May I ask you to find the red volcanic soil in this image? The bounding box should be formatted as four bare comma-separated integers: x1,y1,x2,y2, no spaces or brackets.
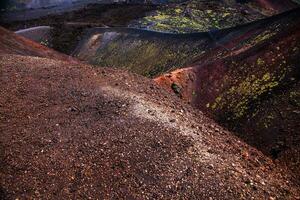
1,27,300,199
0,27,77,63
252,0,298,12
155,8,300,183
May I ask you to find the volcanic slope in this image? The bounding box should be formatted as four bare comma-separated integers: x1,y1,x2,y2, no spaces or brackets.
73,28,211,77
130,0,299,33
248,0,299,14
1,28,300,199
155,8,300,182
0,26,77,63
72,7,298,78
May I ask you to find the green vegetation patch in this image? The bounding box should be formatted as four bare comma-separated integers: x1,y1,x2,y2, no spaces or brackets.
130,1,264,33
91,34,205,77
208,54,295,122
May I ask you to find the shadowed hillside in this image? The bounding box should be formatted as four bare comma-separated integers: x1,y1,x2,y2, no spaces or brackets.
73,28,211,77
155,8,300,183
71,8,299,78
0,26,76,62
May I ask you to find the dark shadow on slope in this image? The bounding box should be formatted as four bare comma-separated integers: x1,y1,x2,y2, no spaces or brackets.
155,7,300,184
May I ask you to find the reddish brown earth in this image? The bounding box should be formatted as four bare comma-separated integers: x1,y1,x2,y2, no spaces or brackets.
0,27,77,63
155,8,300,184
252,0,298,12
1,27,300,199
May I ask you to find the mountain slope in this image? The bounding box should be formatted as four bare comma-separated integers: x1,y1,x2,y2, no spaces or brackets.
155,8,300,182
250,0,298,13
130,0,299,33
73,28,211,77
1,28,299,199
72,8,299,78
0,26,77,62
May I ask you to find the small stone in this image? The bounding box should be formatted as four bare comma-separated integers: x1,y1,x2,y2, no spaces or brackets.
170,119,176,123
147,109,155,115
68,107,77,112
207,164,214,169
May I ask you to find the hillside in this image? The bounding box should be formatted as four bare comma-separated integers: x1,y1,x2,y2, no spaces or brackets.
155,8,300,183
1,27,300,199
73,28,211,77
1,0,300,199
0,26,76,62
130,0,299,33
72,7,299,78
